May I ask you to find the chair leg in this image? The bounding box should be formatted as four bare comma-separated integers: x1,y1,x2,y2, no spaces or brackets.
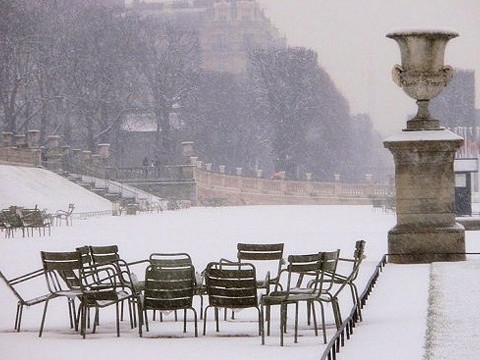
15,303,23,332
183,309,187,333
294,302,299,343
215,307,219,332
260,306,265,345
280,304,286,346
185,307,198,337
81,304,87,339
318,301,327,344
116,303,120,337
311,302,318,336
38,299,50,337
144,309,149,332
128,299,134,329
333,299,342,329
351,283,362,321
266,304,271,336
93,308,99,333
203,305,210,335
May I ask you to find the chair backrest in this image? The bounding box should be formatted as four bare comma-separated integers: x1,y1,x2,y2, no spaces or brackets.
76,246,92,266
318,250,341,292
144,262,196,310
204,261,258,309
237,243,284,283
284,253,324,292
354,240,366,261
149,253,193,269
90,245,120,265
41,251,83,293
350,240,366,281
283,250,340,293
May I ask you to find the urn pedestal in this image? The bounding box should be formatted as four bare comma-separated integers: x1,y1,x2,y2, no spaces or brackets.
384,130,465,263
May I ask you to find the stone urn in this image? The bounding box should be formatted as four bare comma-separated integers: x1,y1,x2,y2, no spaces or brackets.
386,30,458,130
384,30,464,263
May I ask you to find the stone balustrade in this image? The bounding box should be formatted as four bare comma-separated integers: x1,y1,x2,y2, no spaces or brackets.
194,167,391,206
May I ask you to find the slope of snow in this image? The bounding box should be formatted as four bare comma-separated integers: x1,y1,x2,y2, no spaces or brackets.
0,165,111,213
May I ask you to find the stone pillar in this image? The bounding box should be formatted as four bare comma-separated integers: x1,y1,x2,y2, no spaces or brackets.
384,131,465,263
235,167,242,176
61,145,71,172
72,149,82,176
98,143,110,159
181,141,195,157
14,134,26,148
218,165,226,174
82,150,91,175
305,172,312,181
205,163,212,171
334,174,340,182
26,130,40,148
365,174,373,183
189,156,198,166
47,135,60,150
2,132,13,147
196,160,203,169
91,154,101,165
256,169,263,178
46,135,62,172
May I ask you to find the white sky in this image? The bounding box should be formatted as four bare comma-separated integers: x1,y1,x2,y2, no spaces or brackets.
256,0,480,136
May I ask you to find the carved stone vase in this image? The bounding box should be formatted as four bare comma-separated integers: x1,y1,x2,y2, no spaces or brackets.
386,30,458,130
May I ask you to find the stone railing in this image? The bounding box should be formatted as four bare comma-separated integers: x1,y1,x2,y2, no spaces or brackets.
194,167,392,206
105,165,195,182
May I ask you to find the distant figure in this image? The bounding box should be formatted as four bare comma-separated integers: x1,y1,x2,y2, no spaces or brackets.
150,159,155,167
271,172,282,180
143,157,148,177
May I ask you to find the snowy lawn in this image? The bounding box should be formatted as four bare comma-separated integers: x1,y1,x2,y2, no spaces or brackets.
2,164,480,359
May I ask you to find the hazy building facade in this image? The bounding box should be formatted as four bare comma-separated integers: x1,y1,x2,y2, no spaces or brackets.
129,0,286,73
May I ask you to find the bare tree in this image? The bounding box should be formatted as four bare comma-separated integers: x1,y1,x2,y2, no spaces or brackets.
0,0,37,134
124,15,200,164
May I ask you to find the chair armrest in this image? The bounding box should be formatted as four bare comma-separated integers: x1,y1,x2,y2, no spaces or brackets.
219,258,236,264
126,259,150,267
82,264,118,290
7,268,44,285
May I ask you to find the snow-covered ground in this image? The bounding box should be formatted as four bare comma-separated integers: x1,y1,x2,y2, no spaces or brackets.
0,165,111,213
1,164,479,360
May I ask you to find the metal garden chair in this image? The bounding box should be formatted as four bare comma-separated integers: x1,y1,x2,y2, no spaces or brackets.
0,268,59,332
89,245,147,327
141,254,198,337
203,261,263,342
39,250,132,338
237,243,285,294
328,240,366,321
260,250,340,346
